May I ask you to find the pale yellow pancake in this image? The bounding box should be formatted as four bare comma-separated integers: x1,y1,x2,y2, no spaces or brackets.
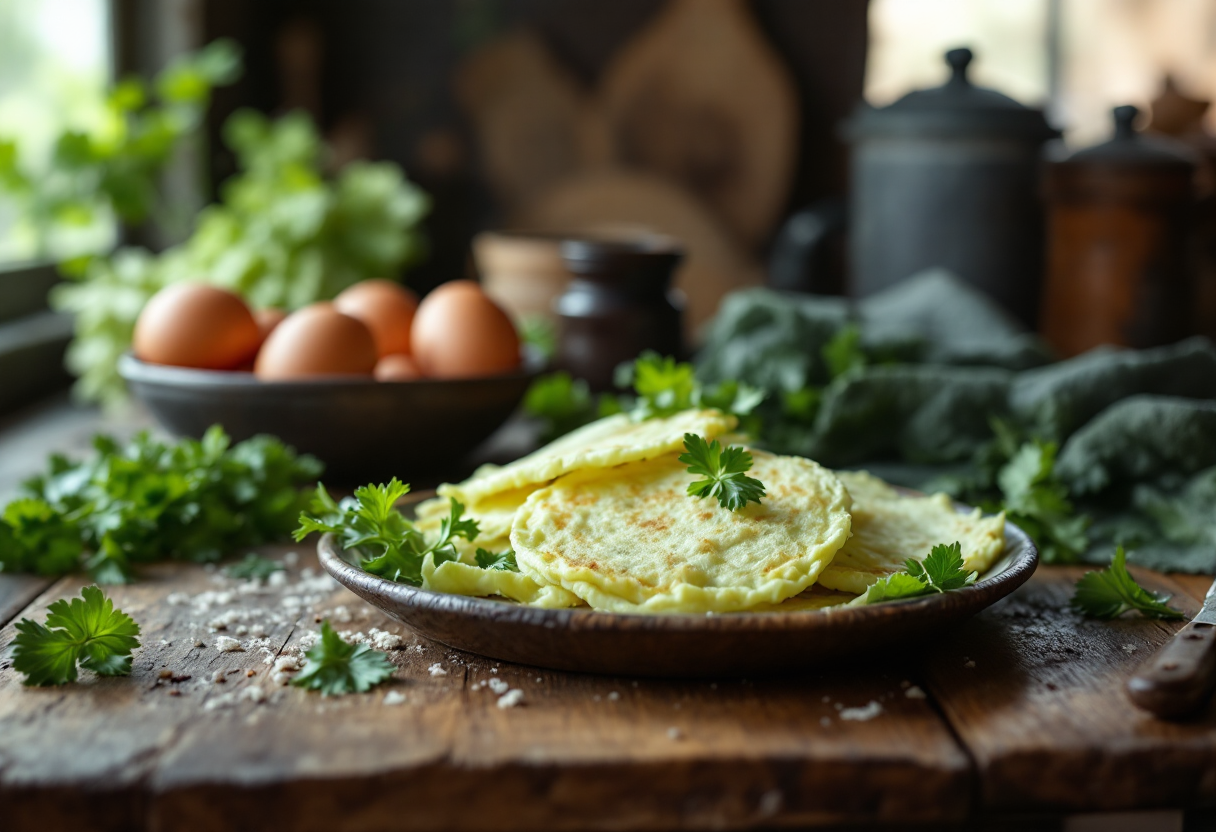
511,450,852,614
818,470,1006,595
420,555,582,608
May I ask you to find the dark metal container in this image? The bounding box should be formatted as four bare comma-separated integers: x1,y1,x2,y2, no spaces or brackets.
843,48,1060,326
554,236,684,391
1041,105,1198,356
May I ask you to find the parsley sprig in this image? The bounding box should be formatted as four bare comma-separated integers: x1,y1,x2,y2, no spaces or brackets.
11,586,141,686
225,553,284,580
857,542,978,605
291,621,395,696
679,434,766,511
294,479,480,585
475,548,519,572
1070,547,1185,620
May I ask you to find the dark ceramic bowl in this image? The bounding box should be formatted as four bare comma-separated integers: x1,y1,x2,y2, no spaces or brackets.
119,353,542,483
318,498,1039,678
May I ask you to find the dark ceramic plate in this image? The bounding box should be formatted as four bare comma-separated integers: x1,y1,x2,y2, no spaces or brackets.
119,353,542,483
318,495,1039,678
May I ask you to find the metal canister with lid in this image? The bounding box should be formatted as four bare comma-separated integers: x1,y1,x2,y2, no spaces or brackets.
1041,105,1198,356
842,47,1060,325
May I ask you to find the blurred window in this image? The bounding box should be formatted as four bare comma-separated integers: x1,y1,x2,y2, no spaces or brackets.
868,0,1216,147
0,0,113,265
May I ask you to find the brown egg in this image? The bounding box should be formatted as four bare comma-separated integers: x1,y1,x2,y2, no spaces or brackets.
374,353,423,381
410,280,521,379
133,283,261,370
254,307,288,343
333,279,419,358
254,304,378,380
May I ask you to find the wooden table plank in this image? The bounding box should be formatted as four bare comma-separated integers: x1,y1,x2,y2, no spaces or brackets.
922,568,1216,815
1,544,973,832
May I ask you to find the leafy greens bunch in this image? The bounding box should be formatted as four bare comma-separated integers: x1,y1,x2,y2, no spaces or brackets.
54,106,431,406
11,586,141,686
295,479,480,586
0,426,322,583
0,39,241,263
856,542,977,605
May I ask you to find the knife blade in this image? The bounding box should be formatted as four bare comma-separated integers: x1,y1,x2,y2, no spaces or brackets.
1126,576,1216,719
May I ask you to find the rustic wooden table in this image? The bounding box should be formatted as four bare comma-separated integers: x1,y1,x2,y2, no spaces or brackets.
0,399,1213,832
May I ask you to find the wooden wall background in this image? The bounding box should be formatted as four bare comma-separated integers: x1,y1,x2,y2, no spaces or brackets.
195,0,868,301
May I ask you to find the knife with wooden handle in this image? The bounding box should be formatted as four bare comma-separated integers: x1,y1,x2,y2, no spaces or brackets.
1126,577,1216,719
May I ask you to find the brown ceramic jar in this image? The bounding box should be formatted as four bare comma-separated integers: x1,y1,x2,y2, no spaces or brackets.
1041,105,1198,356
554,235,684,391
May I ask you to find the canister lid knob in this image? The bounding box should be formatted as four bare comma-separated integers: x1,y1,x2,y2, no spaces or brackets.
945,48,973,85
1113,105,1139,139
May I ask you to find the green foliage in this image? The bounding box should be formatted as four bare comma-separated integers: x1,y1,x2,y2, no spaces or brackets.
679,433,766,511
995,439,1090,564
475,548,519,572
0,426,321,583
291,621,396,696
11,586,141,686
822,323,867,379
524,372,601,443
53,107,431,406
225,553,284,581
857,542,977,605
0,39,242,259
295,482,479,586
1070,547,1185,620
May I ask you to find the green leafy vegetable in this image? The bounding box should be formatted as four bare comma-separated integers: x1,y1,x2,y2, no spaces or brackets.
475,548,519,572
0,39,242,263
1070,547,1185,620
679,433,766,511
857,542,977,605
225,553,285,581
0,426,321,583
295,481,479,586
524,372,603,442
11,586,142,686
291,621,396,696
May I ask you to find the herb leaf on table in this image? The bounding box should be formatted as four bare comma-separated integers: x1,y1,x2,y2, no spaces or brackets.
1070,547,1185,620
857,542,977,605
996,438,1090,564
11,586,141,686
680,434,766,511
225,553,284,580
295,481,480,586
291,621,395,696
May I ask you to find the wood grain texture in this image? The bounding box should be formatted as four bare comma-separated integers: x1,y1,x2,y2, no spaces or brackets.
1,546,972,832
923,568,1216,814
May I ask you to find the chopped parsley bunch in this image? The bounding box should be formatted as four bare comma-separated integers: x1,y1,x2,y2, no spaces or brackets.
0,426,322,584
294,479,480,585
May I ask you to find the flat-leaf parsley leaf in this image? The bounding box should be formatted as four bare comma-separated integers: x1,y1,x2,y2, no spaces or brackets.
1070,547,1185,620
679,433,766,511
294,479,480,586
475,548,519,572
856,542,977,605
292,621,396,695
12,585,141,685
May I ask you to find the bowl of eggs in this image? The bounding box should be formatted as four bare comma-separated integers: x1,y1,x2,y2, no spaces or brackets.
119,278,540,482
